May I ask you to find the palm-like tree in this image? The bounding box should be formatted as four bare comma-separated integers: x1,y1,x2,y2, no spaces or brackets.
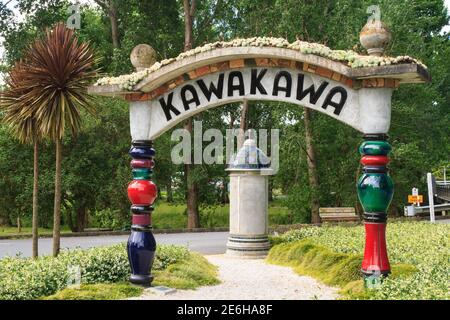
0,61,42,258
11,23,98,256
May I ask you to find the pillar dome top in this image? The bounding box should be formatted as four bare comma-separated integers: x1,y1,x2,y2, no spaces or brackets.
227,138,271,171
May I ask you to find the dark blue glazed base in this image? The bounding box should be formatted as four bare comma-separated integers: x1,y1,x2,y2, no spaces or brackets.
127,229,156,286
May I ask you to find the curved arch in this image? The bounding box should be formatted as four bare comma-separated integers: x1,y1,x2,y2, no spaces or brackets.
89,45,429,98
88,44,429,140
129,66,392,140
133,46,428,93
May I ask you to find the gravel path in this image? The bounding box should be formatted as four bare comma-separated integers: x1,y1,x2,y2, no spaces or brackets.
134,254,339,300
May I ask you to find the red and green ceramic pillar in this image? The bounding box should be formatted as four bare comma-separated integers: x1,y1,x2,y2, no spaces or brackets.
357,134,393,287
126,140,157,286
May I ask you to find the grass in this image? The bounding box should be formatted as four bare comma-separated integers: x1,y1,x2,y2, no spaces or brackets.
42,283,143,300
0,226,71,237
267,240,365,287
38,250,219,300
0,201,292,236
267,239,418,299
269,221,449,299
0,242,218,300
152,252,220,289
152,200,292,229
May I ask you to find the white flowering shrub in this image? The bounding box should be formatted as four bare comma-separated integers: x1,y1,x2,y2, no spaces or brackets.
152,244,189,270
94,37,426,91
279,221,449,299
0,243,189,300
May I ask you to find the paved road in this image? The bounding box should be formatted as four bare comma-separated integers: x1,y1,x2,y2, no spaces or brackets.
0,232,229,259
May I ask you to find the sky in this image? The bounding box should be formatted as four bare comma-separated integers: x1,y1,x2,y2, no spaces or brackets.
0,0,450,85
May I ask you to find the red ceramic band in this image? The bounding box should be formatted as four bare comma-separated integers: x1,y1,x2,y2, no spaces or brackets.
360,155,390,166
131,159,155,169
132,214,151,225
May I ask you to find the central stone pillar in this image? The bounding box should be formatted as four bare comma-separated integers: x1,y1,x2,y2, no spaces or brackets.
226,139,271,258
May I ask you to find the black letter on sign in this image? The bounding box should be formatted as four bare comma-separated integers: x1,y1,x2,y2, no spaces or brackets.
297,74,328,104
227,71,245,97
250,69,267,95
181,85,201,111
159,92,180,121
321,86,347,115
272,71,292,97
196,73,224,101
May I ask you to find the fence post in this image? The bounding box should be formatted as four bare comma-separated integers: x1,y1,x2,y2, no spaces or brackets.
427,172,435,223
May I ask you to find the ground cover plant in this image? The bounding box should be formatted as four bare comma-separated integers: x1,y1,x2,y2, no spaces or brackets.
268,221,449,299
42,283,143,300
0,243,218,300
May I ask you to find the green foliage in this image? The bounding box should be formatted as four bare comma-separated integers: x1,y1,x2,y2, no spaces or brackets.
42,283,143,300
267,240,364,287
152,245,190,270
272,221,449,299
0,243,190,300
152,252,220,290
43,252,219,299
0,0,448,227
89,208,125,230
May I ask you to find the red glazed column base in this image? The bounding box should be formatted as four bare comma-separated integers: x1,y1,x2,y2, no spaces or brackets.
361,223,390,276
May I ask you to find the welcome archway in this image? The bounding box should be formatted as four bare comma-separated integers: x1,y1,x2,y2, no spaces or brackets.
89,36,430,287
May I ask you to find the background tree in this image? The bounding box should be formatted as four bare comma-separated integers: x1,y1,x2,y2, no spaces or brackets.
183,0,200,229
15,23,98,255
0,0,447,231
0,60,42,257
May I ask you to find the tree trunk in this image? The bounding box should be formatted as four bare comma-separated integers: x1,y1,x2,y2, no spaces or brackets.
183,0,194,51
184,119,200,229
109,3,120,49
76,205,87,232
166,181,173,202
186,163,199,229
67,207,75,232
183,0,200,229
52,138,62,257
267,112,273,202
32,140,39,258
238,99,249,149
17,215,21,233
268,177,274,202
303,108,321,224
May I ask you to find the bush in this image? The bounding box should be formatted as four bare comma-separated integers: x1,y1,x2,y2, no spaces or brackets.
152,245,190,270
0,244,189,300
271,221,449,299
89,208,128,230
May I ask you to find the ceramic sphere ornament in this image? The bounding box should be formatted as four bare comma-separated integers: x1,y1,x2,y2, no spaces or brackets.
130,44,157,71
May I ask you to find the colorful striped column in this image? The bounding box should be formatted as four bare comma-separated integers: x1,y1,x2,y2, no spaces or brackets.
357,134,393,286
127,140,157,286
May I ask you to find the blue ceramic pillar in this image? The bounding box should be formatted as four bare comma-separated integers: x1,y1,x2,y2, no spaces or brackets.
127,140,157,286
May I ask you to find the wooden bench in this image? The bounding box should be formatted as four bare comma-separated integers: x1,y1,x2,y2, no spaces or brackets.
319,207,360,222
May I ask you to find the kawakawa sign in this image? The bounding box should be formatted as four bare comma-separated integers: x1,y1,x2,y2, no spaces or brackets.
129,67,392,140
